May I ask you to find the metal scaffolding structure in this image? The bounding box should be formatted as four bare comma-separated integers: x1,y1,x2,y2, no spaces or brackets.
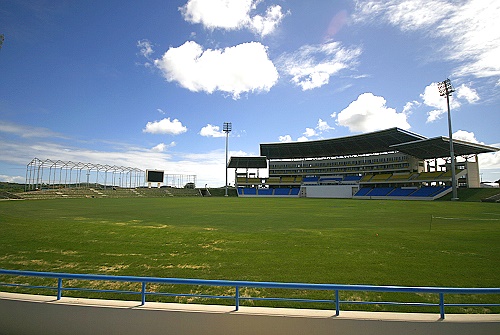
25,158,145,191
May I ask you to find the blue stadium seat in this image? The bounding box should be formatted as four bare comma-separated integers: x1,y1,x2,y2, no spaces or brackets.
367,187,394,196
302,176,320,183
290,188,300,195
343,175,362,182
274,188,291,195
243,188,257,195
319,177,343,182
389,188,416,196
258,189,273,195
411,186,442,197
354,188,372,196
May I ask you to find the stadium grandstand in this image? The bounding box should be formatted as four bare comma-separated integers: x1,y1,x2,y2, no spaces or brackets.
229,128,499,200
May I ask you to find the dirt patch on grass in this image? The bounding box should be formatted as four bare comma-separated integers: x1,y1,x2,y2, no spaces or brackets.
99,264,130,272
199,240,225,251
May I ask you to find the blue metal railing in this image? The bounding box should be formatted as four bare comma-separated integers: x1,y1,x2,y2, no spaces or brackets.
1,269,499,319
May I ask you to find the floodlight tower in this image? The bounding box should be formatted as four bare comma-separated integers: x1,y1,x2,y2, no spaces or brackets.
223,122,232,197
437,78,458,201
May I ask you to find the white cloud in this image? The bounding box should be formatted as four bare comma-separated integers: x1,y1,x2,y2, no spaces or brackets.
151,143,166,152
453,130,481,144
456,84,480,103
336,92,411,133
137,39,155,68
478,151,500,171
0,121,67,139
277,41,362,90
353,0,452,31
180,0,287,37
151,142,176,152
353,0,500,79
280,119,334,143
278,134,292,143
302,119,334,139
426,109,444,123
0,175,25,183
402,100,420,115
249,5,287,37
154,41,279,99
317,119,334,132
303,128,317,138
137,39,154,59
199,124,226,138
143,117,188,135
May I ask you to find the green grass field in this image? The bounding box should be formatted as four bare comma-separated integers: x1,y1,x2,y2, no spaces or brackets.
1,197,499,312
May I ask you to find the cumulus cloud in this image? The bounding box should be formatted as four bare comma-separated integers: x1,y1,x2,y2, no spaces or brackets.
199,124,226,138
302,119,334,139
180,0,287,37
453,130,481,144
154,41,279,99
277,41,362,90
353,0,500,79
317,118,334,132
402,101,420,115
335,92,411,133
151,142,176,152
143,117,188,135
278,134,292,143
478,151,500,172
456,84,480,103
278,119,334,142
249,4,287,37
303,128,317,138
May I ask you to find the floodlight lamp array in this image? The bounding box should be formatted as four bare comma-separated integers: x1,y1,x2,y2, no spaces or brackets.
438,78,454,96
223,122,232,133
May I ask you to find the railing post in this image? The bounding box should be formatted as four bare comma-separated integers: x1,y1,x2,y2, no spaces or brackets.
335,290,340,316
235,286,240,311
439,293,445,319
141,282,146,305
57,278,63,300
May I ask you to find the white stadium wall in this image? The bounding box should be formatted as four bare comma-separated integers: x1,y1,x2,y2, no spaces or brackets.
1,293,499,335
302,185,358,198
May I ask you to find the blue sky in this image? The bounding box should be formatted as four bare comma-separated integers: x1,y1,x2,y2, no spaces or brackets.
1,0,499,187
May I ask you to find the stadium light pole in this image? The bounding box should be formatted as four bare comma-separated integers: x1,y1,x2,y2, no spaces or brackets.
223,122,232,197
438,78,458,201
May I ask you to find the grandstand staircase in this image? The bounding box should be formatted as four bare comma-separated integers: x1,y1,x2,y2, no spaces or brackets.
200,189,211,197
481,193,500,203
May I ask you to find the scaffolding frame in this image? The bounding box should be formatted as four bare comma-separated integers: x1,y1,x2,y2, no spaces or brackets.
25,158,144,191
25,158,197,191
